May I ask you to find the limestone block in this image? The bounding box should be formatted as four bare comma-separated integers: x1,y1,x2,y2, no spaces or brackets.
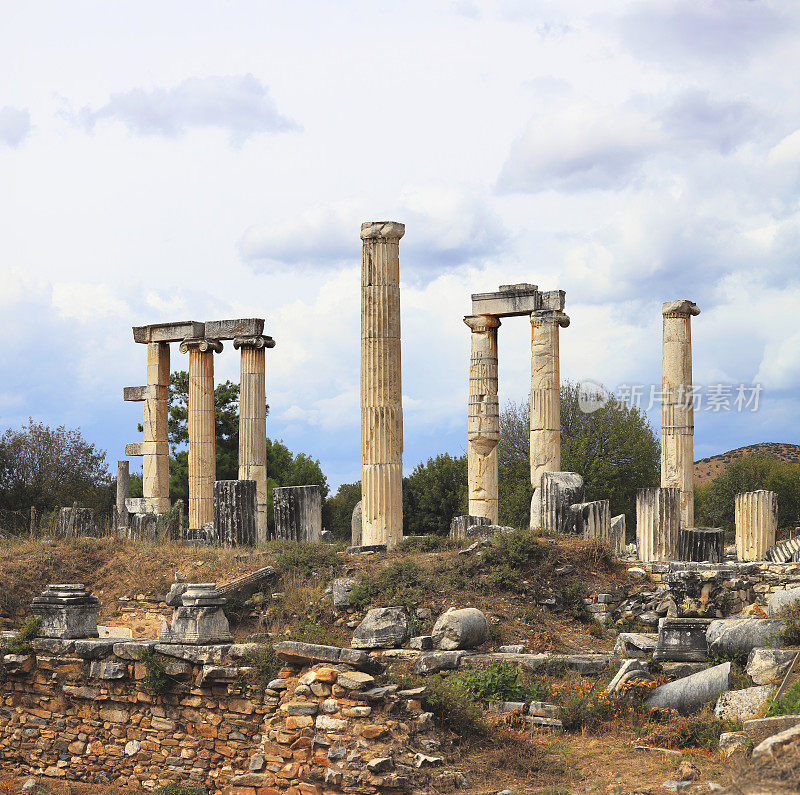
752,721,800,760
612,633,658,659
159,584,233,645
744,715,800,747
431,608,488,650
715,685,775,721
768,586,800,618
204,318,264,339
133,321,204,344
646,661,731,715
351,607,410,649
213,480,257,546
450,515,492,540
707,618,786,658
333,578,359,608
653,618,711,662
31,584,100,639
471,284,542,317
273,485,323,543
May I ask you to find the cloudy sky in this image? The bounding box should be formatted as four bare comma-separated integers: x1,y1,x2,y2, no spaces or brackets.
2,0,799,490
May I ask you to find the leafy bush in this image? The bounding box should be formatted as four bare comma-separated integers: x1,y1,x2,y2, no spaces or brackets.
7,617,41,654
456,662,547,703
778,602,800,646
396,535,461,553
271,540,340,577
767,678,800,717
140,647,169,695
642,705,742,751
562,582,591,623
420,674,487,736
349,558,429,609
240,645,281,692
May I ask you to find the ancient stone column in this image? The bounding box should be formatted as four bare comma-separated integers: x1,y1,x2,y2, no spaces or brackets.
539,471,584,533
234,334,275,545
464,315,501,524
661,300,700,530
678,528,725,563
116,460,129,529
636,486,681,562
735,490,778,561
180,338,222,530
143,342,171,514
273,485,323,543
360,221,404,548
529,309,570,528
214,480,257,546
571,500,613,550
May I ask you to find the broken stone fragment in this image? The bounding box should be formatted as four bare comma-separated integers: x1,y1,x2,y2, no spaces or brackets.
431,607,488,650
714,685,775,721
646,662,731,715
351,607,410,649
746,647,797,685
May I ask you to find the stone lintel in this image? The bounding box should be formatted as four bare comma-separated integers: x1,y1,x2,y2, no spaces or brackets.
233,335,276,350
125,441,169,457
360,221,405,240
133,321,204,344
123,385,168,402
179,338,224,354
471,284,541,317
662,300,700,317
531,309,570,328
204,318,264,340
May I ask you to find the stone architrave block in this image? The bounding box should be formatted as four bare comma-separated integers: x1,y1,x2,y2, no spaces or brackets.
133,321,204,344
273,485,323,543
31,584,100,639
471,284,544,318
204,318,264,340
159,583,233,645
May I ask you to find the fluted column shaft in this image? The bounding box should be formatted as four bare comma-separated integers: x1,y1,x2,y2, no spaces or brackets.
235,335,274,545
143,342,171,514
182,340,221,529
530,310,568,489
465,315,500,524
117,460,130,528
735,490,777,561
360,221,405,548
636,486,681,562
661,300,701,530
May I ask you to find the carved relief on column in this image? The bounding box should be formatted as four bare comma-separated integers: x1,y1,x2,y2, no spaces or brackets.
464,314,500,525
661,300,700,530
529,310,570,530
143,342,171,514
180,338,222,530
234,334,275,545
360,221,404,548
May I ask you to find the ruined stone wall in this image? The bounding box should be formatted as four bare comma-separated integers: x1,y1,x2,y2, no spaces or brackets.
0,639,455,793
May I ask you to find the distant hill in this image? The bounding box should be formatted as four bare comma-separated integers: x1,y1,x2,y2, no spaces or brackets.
694,442,800,486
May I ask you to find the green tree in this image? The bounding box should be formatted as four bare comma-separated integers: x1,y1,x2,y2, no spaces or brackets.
498,382,661,532
403,453,468,536
325,481,362,541
0,419,112,516
695,454,800,532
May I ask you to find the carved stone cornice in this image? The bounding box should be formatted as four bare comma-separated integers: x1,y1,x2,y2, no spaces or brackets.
179,338,223,354
233,335,276,350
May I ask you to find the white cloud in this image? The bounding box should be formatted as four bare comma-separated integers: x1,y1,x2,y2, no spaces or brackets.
0,106,31,147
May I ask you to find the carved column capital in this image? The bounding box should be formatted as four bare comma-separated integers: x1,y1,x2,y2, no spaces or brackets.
179,338,223,354
463,315,501,333
531,310,570,328
662,300,700,318
360,221,405,241
233,335,276,350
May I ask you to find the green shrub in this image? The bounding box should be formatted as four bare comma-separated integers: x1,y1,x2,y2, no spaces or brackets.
7,617,41,654
140,647,169,695
562,582,591,623
420,674,487,736
240,645,281,692
778,603,800,646
349,558,429,609
396,535,460,553
767,678,800,717
456,662,547,703
271,540,340,577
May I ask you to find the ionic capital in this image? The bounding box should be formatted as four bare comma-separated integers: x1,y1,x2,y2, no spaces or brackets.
179,338,223,354
662,300,700,318
360,221,405,241
233,335,276,350
464,314,501,333
531,310,570,328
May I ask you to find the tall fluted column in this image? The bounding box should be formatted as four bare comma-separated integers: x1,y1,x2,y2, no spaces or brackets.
143,342,171,514
661,300,701,530
234,334,275,544
464,315,500,524
117,460,129,529
735,490,778,561
181,338,222,530
529,309,570,528
360,221,404,548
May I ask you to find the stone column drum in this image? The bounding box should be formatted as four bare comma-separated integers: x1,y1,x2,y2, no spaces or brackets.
360,221,405,548
144,342,171,514
181,338,222,530
529,309,570,528
234,334,275,545
116,460,129,529
637,486,681,562
214,480,257,546
273,485,323,543
735,490,778,561
464,315,501,524
661,300,700,530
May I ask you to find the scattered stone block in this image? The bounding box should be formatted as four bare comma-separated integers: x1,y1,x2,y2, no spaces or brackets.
351,607,410,649
752,722,800,760
767,586,800,618
332,578,358,609
410,636,433,650
714,685,775,721
653,618,711,662
498,644,526,654
746,647,798,685
431,608,488,650
613,633,658,659
413,651,465,675
346,544,387,554
449,515,491,540
707,618,786,658
606,659,652,692
718,731,750,759
743,715,800,746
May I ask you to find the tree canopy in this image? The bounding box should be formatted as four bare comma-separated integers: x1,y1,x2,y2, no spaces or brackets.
403,453,468,536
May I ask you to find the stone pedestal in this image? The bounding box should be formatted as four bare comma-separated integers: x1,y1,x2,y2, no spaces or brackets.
116,460,129,529
360,221,405,549
678,527,725,563
160,583,233,644
464,315,500,524
273,485,323,543
31,584,100,639
450,515,492,541
529,309,570,528
572,500,614,550
181,338,222,531
533,471,584,533
654,617,712,662
214,480,257,546
234,334,275,545
636,486,681,562
661,300,700,530
736,491,778,561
